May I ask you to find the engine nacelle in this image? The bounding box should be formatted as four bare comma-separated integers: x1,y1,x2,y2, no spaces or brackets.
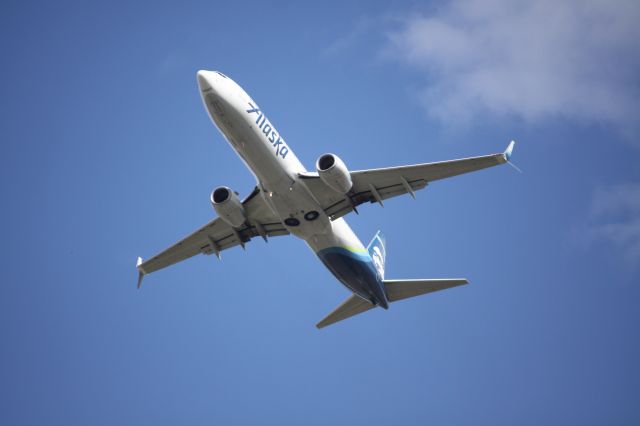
315,153,352,194
210,186,246,228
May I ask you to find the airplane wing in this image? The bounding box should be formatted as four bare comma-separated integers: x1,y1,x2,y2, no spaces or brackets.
300,141,515,220
136,187,288,287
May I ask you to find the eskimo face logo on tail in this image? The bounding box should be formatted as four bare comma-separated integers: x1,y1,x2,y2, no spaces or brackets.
246,103,289,159
372,246,385,278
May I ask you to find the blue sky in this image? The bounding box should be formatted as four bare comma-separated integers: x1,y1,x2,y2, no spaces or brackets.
1,0,639,424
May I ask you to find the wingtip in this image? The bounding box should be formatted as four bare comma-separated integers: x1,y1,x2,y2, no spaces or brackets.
136,257,145,289
502,140,522,172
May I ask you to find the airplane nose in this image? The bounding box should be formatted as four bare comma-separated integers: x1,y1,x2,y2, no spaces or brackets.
196,70,214,91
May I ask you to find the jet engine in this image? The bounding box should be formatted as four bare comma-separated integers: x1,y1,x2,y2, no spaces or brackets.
315,153,352,194
210,186,246,228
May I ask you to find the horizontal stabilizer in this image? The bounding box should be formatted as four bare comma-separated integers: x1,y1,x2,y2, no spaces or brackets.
317,278,469,329
384,279,468,302
316,294,374,329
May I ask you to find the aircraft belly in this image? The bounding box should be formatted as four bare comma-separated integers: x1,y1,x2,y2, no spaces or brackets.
217,110,284,181
204,90,293,186
315,247,380,301
265,181,331,238
214,110,331,238
306,218,388,306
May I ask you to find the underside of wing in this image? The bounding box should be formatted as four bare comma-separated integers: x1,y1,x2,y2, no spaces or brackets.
138,187,288,279
301,143,512,220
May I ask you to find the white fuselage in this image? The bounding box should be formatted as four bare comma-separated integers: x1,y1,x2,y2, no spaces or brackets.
196,71,367,260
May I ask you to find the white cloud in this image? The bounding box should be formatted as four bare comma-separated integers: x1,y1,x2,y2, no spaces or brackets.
583,182,640,265
384,0,640,139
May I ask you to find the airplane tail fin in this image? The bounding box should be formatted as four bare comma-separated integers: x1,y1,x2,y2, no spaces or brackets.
316,232,468,329
316,278,468,329
367,230,386,279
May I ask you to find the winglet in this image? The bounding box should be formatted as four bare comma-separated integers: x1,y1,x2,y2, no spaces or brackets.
503,140,522,173
503,140,515,161
136,257,145,289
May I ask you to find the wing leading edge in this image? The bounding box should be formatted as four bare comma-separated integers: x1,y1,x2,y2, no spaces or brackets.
300,141,515,220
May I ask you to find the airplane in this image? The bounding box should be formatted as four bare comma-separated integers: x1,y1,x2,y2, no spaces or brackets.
136,70,516,329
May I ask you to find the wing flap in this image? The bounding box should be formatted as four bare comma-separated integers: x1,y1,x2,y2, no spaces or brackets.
321,178,428,219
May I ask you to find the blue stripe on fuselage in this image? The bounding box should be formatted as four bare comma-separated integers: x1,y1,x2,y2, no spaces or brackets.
316,247,388,309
